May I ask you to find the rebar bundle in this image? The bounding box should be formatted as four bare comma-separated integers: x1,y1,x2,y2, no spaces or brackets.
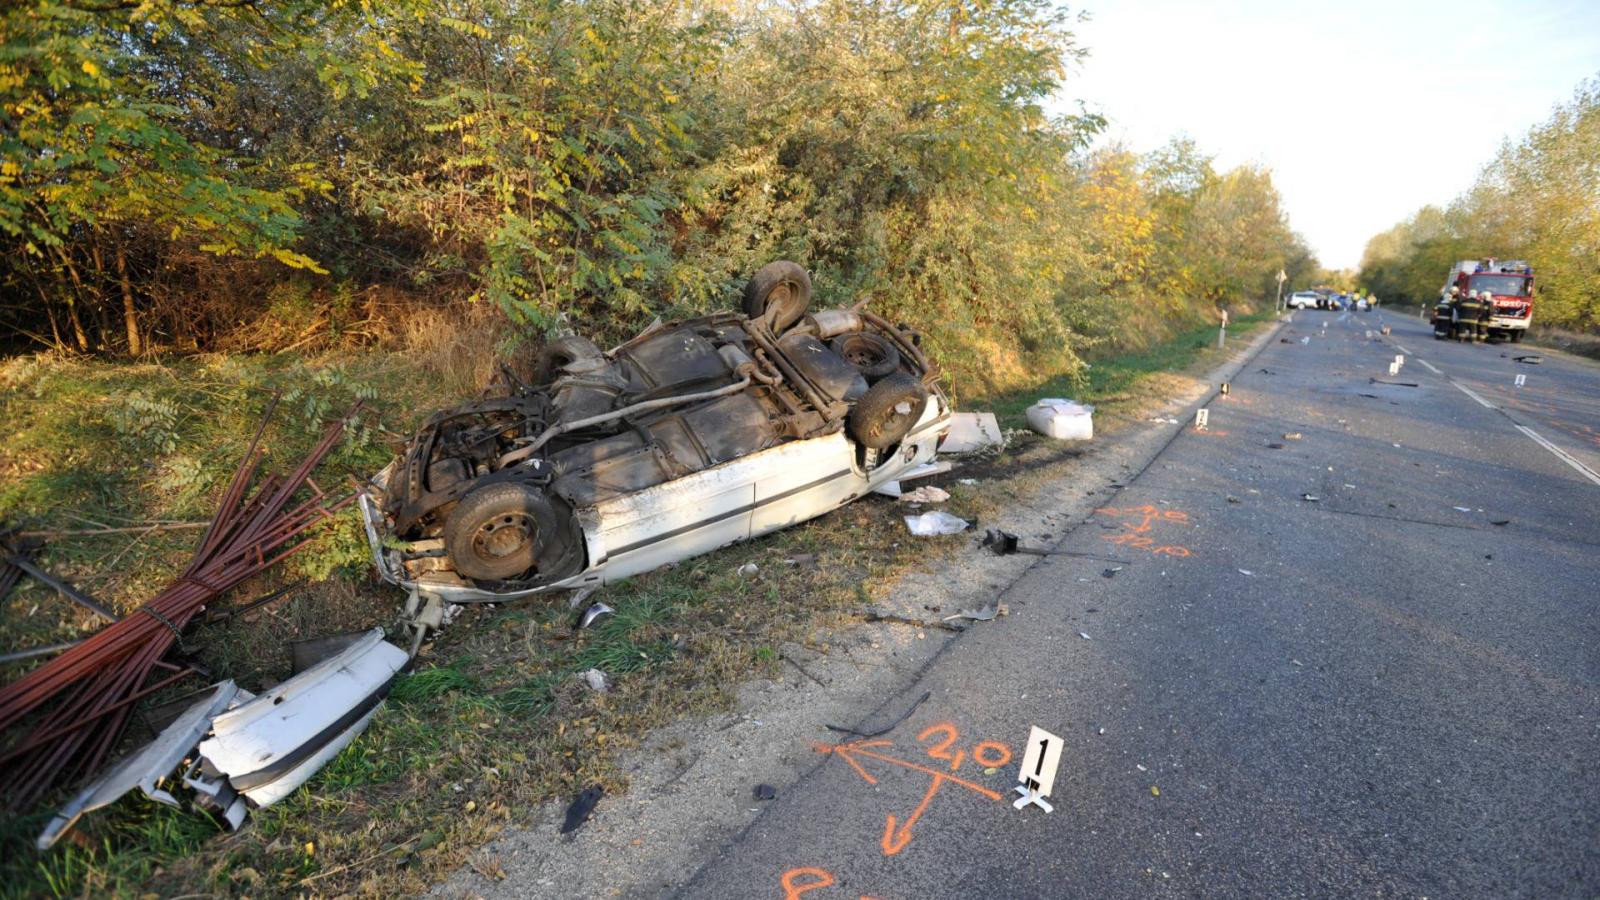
0,401,360,810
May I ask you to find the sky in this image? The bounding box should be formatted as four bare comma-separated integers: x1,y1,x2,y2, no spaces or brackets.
1063,0,1600,270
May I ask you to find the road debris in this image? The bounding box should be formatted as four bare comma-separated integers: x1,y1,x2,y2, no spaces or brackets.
1512,355,1543,364
737,562,760,577
580,668,610,694
898,485,951,504
1238,569,1254,576
1026,399,1094,440
941,603,1005,624
980,529,1127,563
825,689,931,739
1102,567,1122,578
197,629,407,811
1078,631,1092,641
560,786,604,835
753,783,777,801
36,681,240,849
1301,494,1321,502
579,602,615,629
904,510,970,536
1283,433,1303,440
940,412,1005,453
1453,506,1472,512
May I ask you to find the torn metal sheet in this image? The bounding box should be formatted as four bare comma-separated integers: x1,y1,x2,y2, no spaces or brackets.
939,412,1004,453
37,680,239,850
198,628,406,808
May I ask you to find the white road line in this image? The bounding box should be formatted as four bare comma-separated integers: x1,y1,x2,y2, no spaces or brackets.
1393,342,1413,355
1453,381,1496,409
1516,425,1600,487
1417,359,1442,375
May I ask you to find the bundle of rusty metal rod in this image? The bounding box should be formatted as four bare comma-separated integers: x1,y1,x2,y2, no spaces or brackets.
0,401,361,810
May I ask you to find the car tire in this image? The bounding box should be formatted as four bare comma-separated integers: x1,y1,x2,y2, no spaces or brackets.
848,372,927,450
830,332,901,380
533,335,604,386
444,482,564,582
743,261,812,333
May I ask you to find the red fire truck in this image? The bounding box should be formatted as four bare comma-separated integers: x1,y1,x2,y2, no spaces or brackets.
1433,259,1535,343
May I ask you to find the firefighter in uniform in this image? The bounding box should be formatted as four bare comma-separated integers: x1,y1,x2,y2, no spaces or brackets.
1458,290,1484,342
1475,286,1495,341
1434,287,1457,338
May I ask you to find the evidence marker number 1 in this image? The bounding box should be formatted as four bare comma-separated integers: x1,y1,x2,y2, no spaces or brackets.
1013,725,1064,813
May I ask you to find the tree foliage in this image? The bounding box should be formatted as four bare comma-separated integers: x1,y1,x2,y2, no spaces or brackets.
3,0,1313,392
1360,75,1599,329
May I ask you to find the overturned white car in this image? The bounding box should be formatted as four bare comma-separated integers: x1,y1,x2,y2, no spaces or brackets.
361,262,951,603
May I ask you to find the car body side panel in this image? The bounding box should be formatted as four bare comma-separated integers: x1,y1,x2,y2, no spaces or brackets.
591,460,757,583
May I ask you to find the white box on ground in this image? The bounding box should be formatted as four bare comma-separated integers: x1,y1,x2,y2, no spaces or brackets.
1017,725,1065,797
941,412,1005,453
1025,399,1093,440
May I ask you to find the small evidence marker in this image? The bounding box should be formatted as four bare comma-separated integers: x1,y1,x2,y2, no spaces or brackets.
1014,725,1065,814
1514,373,1526,387
1219,382,1230,396
1194,408,1209,430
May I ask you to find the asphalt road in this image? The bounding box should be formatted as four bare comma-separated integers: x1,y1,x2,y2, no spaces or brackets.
678,311,1600,899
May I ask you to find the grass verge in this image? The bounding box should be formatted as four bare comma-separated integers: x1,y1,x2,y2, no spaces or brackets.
0,309,1274,898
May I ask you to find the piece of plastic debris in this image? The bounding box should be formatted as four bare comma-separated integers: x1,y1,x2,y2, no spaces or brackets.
1292,659,1304,667
1026,398,1094,440
904,511,970,536
1453,507,1471,513
984,767,999,775
942,604,1002,623
37,681,241,849
753,784,777,801
737,562,759,577
1150,785,1161,797
580,668,609,693
1078,631,1091,641
579,602,614,629
1226,496,1241,504
899,485,951,504
898,461,954,482
1283,433,1302,440
1102,567,1121,578
1301,494,1320,502
1136,764,1147,772
561,786,603,834
872,480,903,498
1238,569,1254,576
958,478,978,486
1299,336,1311,345
940,412,1005,453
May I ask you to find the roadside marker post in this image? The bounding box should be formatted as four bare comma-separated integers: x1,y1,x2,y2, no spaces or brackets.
1013,725,1064,814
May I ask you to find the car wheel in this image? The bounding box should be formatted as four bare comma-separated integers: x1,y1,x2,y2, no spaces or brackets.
533,335,604,386
743,261,812,333
830,332,901,380
848,372,927,450
444,482,563,581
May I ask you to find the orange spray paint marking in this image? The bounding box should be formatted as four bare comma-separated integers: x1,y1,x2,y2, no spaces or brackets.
817,724,1009,857
782,867,835,899
1094,504,1194,557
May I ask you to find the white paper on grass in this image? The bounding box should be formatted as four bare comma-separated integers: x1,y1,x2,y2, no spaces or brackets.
904,510,970,536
